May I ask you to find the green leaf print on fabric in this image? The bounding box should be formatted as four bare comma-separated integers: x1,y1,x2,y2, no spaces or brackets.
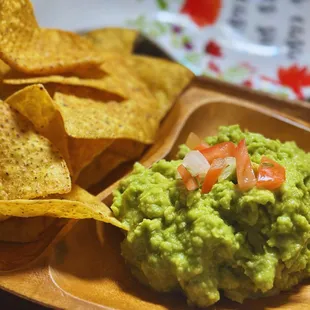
157,0,168,10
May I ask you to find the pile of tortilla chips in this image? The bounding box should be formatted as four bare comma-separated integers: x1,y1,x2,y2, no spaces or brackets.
0,0,193,242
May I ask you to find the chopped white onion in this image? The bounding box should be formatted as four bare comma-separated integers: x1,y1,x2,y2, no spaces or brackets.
186,132,201,149
218,157,236,181
183,151,210,176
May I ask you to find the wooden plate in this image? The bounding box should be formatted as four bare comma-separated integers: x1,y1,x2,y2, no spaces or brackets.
0,86,309,310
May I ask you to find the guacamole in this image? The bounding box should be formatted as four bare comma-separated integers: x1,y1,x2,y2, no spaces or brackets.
111,125,310,307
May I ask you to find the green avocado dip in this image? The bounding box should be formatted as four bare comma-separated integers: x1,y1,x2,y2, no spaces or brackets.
111,125,310,307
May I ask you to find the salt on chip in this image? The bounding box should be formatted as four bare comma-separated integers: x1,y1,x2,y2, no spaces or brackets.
0,100,71,200
85,28,138,55
0,0,104,74
0,185,127,230
77,140,146,189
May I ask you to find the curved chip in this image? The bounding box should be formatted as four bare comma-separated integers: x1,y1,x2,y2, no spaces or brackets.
85,28,138,55
0,186,127,230
0,0,104,74
0,100,71,200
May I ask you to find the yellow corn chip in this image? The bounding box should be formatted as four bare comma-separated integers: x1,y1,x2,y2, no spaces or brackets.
5,84,72,170
0,100,71,200
3,74,129,100
123,55,194,118
0,185,127,230
54,91,158,141
85,28,138,54
0,0,104,74
100,55,157,102
5,85,111,177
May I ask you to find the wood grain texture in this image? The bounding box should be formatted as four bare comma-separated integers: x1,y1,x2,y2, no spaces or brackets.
0,86,309,309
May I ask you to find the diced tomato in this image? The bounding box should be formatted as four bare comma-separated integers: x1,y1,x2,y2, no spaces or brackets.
257,156,286,190
200,142,235,163
177,164,198,191
201,158,226,193
235,139,257,191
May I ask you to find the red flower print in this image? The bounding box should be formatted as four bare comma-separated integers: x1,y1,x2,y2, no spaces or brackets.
205,40,222,57
208,61,221,74
181,0,222,27
242,79,252,88
278,65,310,100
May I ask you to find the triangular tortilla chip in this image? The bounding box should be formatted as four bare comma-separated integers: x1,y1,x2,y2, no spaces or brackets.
0,100,71,200
0,186,127,230
85,28,138,54
0,0,104,74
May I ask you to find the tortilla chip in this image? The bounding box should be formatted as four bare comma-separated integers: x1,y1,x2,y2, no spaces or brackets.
0,217,56,242
77,140,146,189
3,74,129,100
85,28,138,54
123,56,194,118
5,84,72,169
100,55,157,102
5,77,159,178
5,85,108,176
0,100,71,200
54,91,157,141
0,185,127,230
0,0,104,74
